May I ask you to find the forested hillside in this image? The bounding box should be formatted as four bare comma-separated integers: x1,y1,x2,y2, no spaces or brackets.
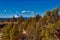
2,8,60,40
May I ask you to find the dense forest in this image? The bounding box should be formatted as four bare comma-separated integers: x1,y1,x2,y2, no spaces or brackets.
2,8,60,40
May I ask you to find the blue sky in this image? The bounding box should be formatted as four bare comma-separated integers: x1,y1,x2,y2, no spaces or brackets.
0,0,60,18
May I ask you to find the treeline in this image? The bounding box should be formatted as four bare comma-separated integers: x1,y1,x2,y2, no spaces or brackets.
2,8,60,40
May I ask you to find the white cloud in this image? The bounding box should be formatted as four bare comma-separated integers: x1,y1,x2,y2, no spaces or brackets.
31,11,34,14
21,10,30,13
16,11,18,13
27,11,30,12
4,9,7,12
21,11,26,13
21,10,34,14
14,14,19,18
